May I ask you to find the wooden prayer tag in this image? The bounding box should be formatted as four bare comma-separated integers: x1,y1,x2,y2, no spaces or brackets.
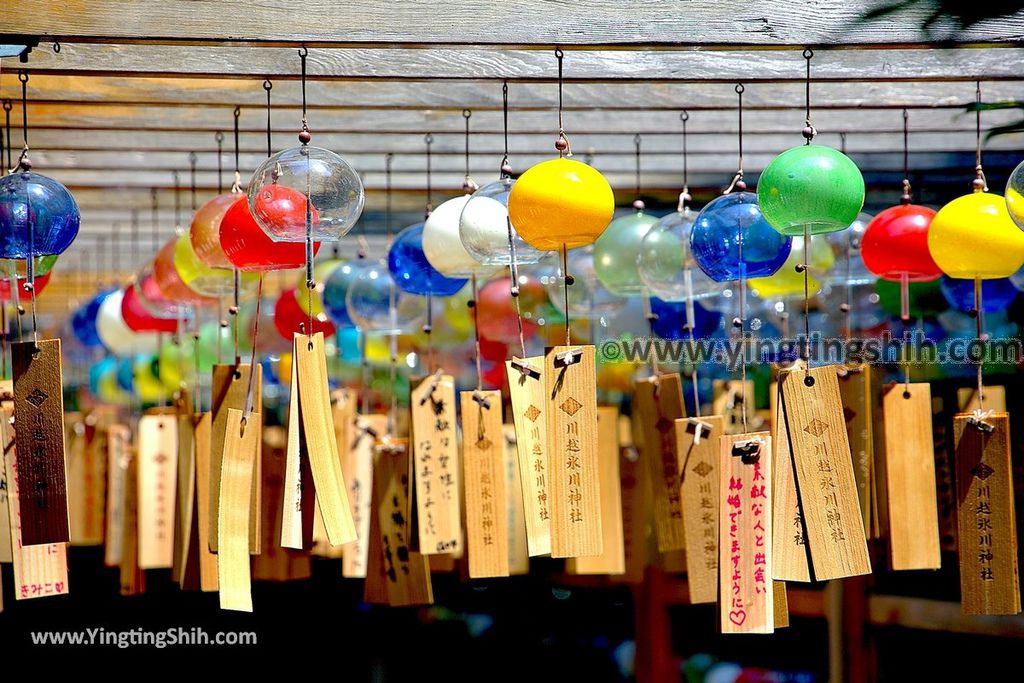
881,383,940,570
253,425,312,583
780,366,871,580
218,409,260,612
410,372,463,555
374,440,433,606
954,413,1020,615
3,407,69,600
137,414,178,569
719,432,774,634
104,424,131,567
634,374,687,552
282,350,314,550
502,424,530,575
545,345,602,559
342,414,386,578
294,333,356,546
676,414,724,603
838,364,874,534
957,385,1007,413
0,414,11,564
208,363,262,554
192,414,218,589
571,407,626,575
461,390,509,578
505,356,551,557
12,339,70,545
120,444,145,597
174,413,197,587
771,381,810,583
67,415,105,545
616,414,650,584
773,581,790,629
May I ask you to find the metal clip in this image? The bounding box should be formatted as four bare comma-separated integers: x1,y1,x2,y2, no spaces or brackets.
967,409,995,433
510,356,541,380
472,390,491,410
731,438,762,461
686,417,710,445
553,347,583,368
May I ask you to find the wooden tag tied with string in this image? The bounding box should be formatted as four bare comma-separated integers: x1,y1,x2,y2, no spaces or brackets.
634,374,687,553
545,345,602,559
104,424,131,568
374,438,433,606
67,414,105,545
137,414,178,569
343,414,386,578
719,432,774,634
502,424,530,575
253,425,312,583
192,413,218,589
3,407,69,600
954,412,1020,615
881,382,940,571
461,390,509,578
615,412,651,584
770,380,810,583
208,363,262,554
218,409,260,612
505,356,551,557
174,413,197,587
569,406,625,575
294,333,356,547
676,414,724,603
780,365,871,581
119,442,145,597
12,339,70,545
282,349,315,550
410,372,463,555
838,363,874,535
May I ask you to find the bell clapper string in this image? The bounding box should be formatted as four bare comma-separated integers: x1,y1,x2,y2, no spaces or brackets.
295,48,316,350
14,70,40,347
678,109,701,417
499,82,528,366
974,275,987,419
423,133,436,372
562,243,572,347
896,109,913,395
839,131,854,341
969,84,989,426
471,272,483,392
241,275,263,422
229,106,243,364
737,236,748,434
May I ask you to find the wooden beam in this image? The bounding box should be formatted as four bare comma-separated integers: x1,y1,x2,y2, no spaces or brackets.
3,1,1023,47
9,43,1024,81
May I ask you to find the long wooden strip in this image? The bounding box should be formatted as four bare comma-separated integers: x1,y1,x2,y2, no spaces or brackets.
677,414,724,602
218,409,260,612
719,432,774,634
503,424,530,575
955,413,1020,615
545,345,602,559
410,373,463,555
780,365,871,580
635,374,687,552
571,406,626,575
67,413,105,545
174,414,197,586
137,414,178,569
0,411,12,564
375,441,433,606
119,445,145,596
4,407,69,600
253,425,312,582
615,413,650,584
838,365,874,535
505,357,551,557
771,382,811,582
192,413,218,590
461,390,509,578
281,350,313,549
295,333,356,546
342,414,386,578
12,339,70,545
208,363,262,553
104,424,131,567
882,382,940,570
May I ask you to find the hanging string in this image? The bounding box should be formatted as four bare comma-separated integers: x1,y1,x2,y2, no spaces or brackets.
680,110,690,203
385,152,399,434
423,133,436,371
242,275,264,421
973,83,987,417
974,81,988,192
16,70,39,344
263,80,273,158
424,132,434,217
837,131,855,341
17,71,29,166
471,273,483,390
172,170,181,234
462,109,476,193
296,48,315,346
899,110,913,393
500,81,511,176
230,106,242,363
499,82,527,363
554,48,571,157
802,49,816,144
298,47,309,135
562,243,572,346
679,110,701,417
726,84,746,193
215,131,224,194
633,134,644,210
2,99,11,173
188,151,198,212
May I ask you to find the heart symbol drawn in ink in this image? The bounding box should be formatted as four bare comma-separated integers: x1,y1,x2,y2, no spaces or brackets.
728,610,746,626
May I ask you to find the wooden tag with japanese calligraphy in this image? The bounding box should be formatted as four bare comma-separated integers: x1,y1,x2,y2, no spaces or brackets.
635,374,687,552
137,414,178,568
771,381,811,583
505,357,551,557
363,440,389,605
67,414,105,545
3,407,69,600
374,440,433,606
12,339,70,545
342,414,385,578
461,390,509,578
719,432,773,634
780,366,871,580
503,424,530,575
545,345,601,559
208,363,262,554
954,413,1020,615
253,425,312,582
838,365,874,535
676,414,723,603
281,350,314,550
120,446,145,597
881,383,940,570
570,406,626,575
615,413,650,584
104,424,131,567
174,414,197,587
410,373,463,555
218,409,259,612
